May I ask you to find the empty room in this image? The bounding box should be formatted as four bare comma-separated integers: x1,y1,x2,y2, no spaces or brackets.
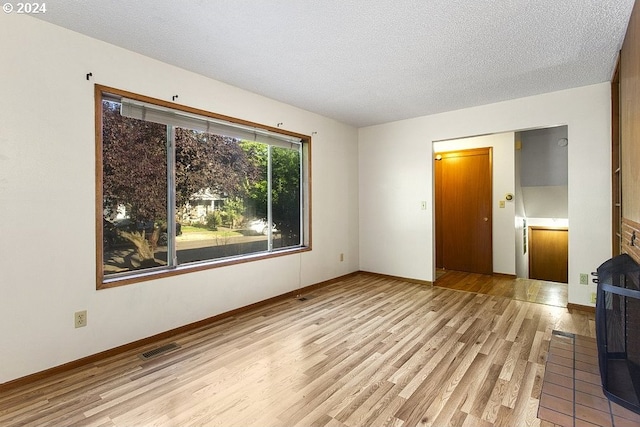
2,1,640,426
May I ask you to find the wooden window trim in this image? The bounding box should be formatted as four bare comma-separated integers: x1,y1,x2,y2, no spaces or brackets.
95,84,312,290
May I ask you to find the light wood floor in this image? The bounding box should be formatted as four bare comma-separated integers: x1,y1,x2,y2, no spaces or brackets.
435,270,568,308
0,272,594,427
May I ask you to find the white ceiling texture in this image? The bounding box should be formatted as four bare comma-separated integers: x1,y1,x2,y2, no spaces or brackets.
35,0,635,127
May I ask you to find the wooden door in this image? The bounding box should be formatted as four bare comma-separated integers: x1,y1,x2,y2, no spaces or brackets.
529,227,568,283
435,148,493,274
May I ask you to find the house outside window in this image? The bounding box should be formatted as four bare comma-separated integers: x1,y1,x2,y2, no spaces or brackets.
97,86,310,288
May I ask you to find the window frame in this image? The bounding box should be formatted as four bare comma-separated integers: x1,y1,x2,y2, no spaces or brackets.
95,85,312,289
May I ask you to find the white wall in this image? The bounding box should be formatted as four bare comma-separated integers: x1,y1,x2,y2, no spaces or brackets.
0,15,359,383
359,83,611,306
520,126,569,219
520,126,568,187
433,133,516,275
521,186,568,218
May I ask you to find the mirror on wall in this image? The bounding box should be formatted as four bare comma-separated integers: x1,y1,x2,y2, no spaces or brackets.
515,125,568,283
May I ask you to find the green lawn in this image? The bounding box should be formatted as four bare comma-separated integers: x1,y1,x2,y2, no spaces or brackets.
179,225,243,239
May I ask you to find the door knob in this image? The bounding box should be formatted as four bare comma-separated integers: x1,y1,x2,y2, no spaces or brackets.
483,217,488,221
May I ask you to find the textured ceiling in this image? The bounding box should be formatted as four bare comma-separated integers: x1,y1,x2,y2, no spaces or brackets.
34,0,634,127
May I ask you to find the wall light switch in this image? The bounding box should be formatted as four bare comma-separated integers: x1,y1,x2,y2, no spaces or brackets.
499,200,505,208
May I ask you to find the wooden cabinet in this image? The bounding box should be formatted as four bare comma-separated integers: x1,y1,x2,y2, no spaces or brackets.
529,227,568,283
620,0,640,262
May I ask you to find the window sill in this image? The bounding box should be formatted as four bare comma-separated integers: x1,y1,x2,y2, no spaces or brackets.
98,246,311,290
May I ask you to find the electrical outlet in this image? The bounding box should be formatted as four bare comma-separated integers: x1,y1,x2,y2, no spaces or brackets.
340,253,344,262
74,310,87,328
591,292,597,304
579,273,589,285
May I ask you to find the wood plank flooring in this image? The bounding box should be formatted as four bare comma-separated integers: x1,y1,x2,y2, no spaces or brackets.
0,272,595,426
435,270,568,308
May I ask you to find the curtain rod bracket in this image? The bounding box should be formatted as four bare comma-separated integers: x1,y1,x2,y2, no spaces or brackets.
86,72,93,81
172,95,179,101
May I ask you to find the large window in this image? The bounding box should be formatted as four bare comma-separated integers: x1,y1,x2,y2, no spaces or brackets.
97,86,310,287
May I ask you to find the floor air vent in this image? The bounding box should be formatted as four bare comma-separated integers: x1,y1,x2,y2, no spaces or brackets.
139,342,180,360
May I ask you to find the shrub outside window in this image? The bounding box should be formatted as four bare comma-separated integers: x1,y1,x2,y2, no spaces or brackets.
97,86,310,288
